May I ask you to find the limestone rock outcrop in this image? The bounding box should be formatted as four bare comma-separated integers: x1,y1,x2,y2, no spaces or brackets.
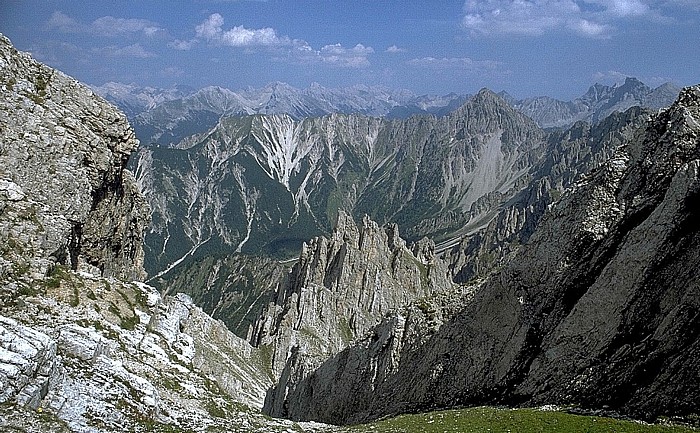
0,33,148,284
0,269,327,432
273,86,700,425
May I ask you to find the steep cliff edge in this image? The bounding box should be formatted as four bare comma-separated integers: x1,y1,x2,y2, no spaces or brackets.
0,34,148,283
275,86,700,425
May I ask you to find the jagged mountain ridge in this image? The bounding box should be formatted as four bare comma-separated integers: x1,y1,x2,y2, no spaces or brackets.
267,85,700,425
133,91,546,286
250,212,454,413
128,82,469,146
502,77,680,128
103,77,679,148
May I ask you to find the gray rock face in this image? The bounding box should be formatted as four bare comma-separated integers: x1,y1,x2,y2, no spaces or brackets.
0,268,322,432
0,33,148,283
273,86,700,425
251,211,455,416
0,316,59,409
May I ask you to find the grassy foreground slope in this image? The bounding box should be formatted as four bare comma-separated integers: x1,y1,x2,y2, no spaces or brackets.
347,407,697,433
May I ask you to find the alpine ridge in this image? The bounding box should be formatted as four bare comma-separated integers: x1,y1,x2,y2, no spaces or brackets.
504,77,680,128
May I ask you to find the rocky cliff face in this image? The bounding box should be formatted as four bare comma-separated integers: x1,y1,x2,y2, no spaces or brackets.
0,34,148,284
271,86,700,425
0,274,278,431
251,211,454,415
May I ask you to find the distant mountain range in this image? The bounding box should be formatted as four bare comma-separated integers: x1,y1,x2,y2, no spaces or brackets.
94,78,679,146
501,77,681,128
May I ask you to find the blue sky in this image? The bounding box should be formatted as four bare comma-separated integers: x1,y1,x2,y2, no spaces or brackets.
1,0,698,99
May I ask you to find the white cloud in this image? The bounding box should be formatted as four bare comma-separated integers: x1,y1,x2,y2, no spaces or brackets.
282,42,374,68
222,26,288,47
195,13,290,47
318,43,374,67
195,13,225,40
568,18,612,37
192,13,374,68
461,0,660,38
47,11,81,33
462,0,581,36
386,45,407,53
589,0,649,17
169,39,196,50
91,16,163,37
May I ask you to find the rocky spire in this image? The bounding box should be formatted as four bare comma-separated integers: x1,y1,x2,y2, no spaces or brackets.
250,210,454,416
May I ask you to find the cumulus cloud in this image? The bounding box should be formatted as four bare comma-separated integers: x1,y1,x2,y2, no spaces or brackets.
195,13,225,40
192,13,374,68
195,13,291,47
461,0,660,38
386,45,407,53
318,43,374,67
